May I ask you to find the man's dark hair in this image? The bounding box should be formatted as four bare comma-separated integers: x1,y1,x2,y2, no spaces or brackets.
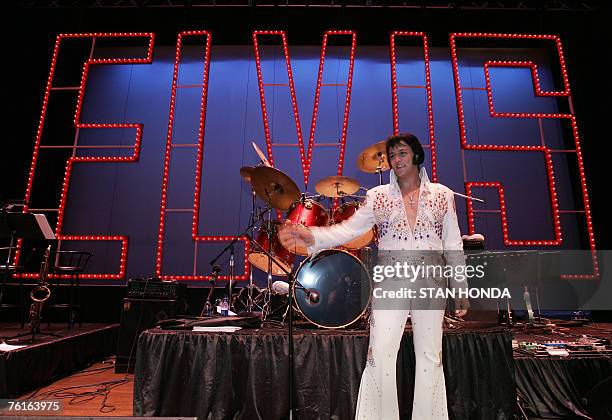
385,133,425,166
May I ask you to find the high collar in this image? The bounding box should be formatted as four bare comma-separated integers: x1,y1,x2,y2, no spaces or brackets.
389,166,431,198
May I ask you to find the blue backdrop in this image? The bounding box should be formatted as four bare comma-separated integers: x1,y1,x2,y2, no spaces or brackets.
31,41,588,283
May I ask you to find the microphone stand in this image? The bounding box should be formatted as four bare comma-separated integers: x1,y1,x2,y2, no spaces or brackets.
247,235,298,419
207,206,273,314
228,244,235,310
208,201,299,417
200,265,219,317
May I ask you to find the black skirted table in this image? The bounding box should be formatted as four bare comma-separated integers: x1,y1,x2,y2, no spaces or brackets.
133,325,515,420
514,355,612,418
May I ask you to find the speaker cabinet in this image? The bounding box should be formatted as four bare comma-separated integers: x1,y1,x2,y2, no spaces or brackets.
115,298,176,373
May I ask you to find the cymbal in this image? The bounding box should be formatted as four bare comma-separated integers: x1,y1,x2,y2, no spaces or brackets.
357,140,390,173
240,166,255,183
315,176,360,198
250,166,300,210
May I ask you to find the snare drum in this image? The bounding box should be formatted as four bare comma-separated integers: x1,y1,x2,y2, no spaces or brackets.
293,249,371,329
249,221,294,276
283,199,329,255
332,201,375,249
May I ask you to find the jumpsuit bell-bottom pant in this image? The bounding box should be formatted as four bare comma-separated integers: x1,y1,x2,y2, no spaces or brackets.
354,307,448,420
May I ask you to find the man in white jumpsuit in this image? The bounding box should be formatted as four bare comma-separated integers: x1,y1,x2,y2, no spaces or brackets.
279,133,469,419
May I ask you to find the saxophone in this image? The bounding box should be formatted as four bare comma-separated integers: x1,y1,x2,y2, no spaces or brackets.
29,245,51,333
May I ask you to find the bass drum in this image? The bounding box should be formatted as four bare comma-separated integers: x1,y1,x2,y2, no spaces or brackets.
293,249,371,329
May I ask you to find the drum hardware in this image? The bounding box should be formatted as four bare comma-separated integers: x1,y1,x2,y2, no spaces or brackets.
272,280,320,326
247,182,258,311
251,184,292,318
242,162,302,318
272,280,320,304
339,194,366,200
240,165,270,311
263,188,279,316
242,163,298,311
232,285,264,311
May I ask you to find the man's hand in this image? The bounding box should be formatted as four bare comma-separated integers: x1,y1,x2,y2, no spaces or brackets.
454,297,469,318
278,221,315,251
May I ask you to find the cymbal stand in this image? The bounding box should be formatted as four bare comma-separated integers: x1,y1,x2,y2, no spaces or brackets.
234,188,264,313
334,183,346,198
261,187,277,320
375,154,385,186
246,189,257,312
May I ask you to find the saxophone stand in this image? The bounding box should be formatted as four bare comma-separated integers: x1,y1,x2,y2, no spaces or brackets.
5,311,64,344
1,213,60,344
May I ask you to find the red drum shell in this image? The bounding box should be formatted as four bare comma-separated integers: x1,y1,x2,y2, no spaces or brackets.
249,222,294,276
283,200,329,255
332,202,375,249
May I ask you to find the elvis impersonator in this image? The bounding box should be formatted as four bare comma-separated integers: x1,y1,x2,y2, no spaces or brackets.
278,133,470,420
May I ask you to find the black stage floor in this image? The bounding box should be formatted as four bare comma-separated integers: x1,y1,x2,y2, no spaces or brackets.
0,323,119,398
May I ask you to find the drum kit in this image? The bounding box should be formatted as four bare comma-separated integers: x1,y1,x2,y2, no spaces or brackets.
233,141,390,329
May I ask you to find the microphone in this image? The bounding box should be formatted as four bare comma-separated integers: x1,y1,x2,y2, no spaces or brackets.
271,281,320,304
307,290,320,304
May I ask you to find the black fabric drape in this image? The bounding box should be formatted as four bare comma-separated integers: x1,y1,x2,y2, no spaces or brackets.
515,356,612,419
0,324,118,398
133,327,515,420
